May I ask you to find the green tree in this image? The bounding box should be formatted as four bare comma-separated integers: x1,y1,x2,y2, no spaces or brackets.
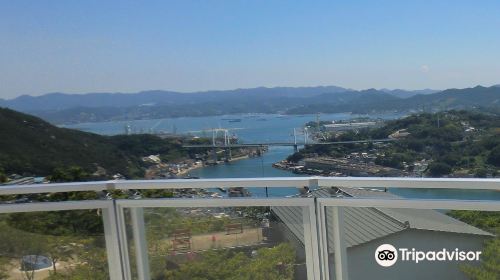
162,243,296,280
475,168,488,178
427,162,452,177
461,238,500,280
0,168,6,183
238,243,296,280
7,210,103,236
0,257,9,279
45,237,76,274
46,238,108,280
49,166,89,183
487,146,500,167
449,211,499,280
286,153,304,163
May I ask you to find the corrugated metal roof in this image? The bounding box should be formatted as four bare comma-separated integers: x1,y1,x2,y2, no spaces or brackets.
272,206,304,244
271,187,492,251
381,208,491,236
340,207,406,247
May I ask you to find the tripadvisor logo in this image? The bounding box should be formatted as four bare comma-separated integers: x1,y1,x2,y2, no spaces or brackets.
375,244,482,267
375,244,398,267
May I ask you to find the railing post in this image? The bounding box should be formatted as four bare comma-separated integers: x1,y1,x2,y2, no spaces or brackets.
316,201,330,279
131,207,151,280
102,201,125,280
115,203,133,280
332,206,348,280
307,178,323,279
303,202,322,280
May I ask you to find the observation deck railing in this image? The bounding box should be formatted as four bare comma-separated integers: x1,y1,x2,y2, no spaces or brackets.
0,177,499,280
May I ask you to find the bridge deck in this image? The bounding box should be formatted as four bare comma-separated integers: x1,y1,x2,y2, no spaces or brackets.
182,138,396,148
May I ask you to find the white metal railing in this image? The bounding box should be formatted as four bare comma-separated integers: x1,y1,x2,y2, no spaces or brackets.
0,176,499,280
2,176,499,195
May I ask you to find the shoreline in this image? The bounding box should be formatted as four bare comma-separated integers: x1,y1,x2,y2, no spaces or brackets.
177,154,252,176
176,163,204,176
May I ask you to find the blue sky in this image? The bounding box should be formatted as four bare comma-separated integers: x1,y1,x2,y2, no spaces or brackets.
1,0,499,98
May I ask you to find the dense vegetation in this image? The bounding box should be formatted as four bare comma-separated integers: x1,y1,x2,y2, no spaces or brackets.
0,108,198,178
0,211,108,280
448,211,500,280
0,206,297,280
291,110,500,177
156,244,296,280
372,111,500,176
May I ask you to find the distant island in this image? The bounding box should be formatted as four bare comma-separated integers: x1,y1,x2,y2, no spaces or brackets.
1,85,499,124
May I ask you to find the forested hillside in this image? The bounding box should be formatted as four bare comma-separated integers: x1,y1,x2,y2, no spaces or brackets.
0,108,191,178
291,110,500,177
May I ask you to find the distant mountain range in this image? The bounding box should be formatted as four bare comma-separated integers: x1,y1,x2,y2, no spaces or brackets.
380,88,439,98
287,86,500,114
0,86,349,111
1,85,499,124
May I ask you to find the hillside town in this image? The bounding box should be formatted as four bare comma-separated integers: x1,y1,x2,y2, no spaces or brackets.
275,112,499,178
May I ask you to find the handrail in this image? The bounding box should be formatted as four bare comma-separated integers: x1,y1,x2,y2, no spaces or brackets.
0,180,111,195
0,176,499,195
318,177,500,190
114,177,312,190
317,197,500,211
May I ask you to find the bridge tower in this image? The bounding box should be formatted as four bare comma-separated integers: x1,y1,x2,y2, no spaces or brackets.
210,128,233,163
211,129,217,163
224,148,231,162
223,129,232,161
293,128,298,153
256,144,263,156
211,148,218,163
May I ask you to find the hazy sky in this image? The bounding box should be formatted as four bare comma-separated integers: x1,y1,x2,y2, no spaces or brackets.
1,0,500,99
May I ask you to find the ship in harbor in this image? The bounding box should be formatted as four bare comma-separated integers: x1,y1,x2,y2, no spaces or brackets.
221,118,242,123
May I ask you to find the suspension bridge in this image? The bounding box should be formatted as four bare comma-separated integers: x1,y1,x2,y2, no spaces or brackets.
182,127,396,162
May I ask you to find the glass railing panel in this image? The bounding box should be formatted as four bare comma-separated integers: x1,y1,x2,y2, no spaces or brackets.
0,210,109,280
324,205,499,280
123,205,311,279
